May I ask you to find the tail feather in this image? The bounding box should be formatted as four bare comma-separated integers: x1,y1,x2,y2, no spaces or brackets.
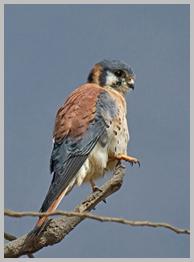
27,187,70,241
27,219,49,241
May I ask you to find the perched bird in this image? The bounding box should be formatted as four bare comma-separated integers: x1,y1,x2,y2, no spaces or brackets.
29,59,139,238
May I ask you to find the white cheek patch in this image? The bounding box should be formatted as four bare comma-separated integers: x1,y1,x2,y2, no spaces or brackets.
128,78,134,85
106,71,118,86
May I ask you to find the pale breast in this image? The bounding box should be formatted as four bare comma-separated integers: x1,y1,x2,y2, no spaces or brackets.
74,88,129,186
106,88,129,157
108,115,129,157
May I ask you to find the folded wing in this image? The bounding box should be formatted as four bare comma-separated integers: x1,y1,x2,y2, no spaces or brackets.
39,84,117,212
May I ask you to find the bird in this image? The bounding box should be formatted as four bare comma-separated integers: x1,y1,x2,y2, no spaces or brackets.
29,59,140,239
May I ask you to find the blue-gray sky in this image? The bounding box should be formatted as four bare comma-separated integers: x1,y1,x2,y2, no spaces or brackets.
4,4,189,258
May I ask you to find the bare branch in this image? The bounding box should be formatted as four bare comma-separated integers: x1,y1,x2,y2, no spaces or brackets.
5,209,190,235
4,164,190,258
4,163,125,258
4,232,17,241
4,232,35,258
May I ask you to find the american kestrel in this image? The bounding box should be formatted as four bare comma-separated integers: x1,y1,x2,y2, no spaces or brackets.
30,59,139,237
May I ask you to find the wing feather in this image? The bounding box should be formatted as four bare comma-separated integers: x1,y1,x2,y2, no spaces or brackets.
40,84,117,212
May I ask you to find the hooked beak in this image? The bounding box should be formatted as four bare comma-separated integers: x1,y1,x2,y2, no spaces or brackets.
127,78,135,90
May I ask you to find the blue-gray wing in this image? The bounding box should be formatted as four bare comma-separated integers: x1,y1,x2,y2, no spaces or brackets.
39,84,117,212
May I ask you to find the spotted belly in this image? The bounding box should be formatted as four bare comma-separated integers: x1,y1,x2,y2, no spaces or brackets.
62,114,129,196
76,114,129,185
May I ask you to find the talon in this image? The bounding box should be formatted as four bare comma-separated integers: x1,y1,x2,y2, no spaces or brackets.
89,181,107,204
103,199,107,204
90,180,103,193
93,186,103,193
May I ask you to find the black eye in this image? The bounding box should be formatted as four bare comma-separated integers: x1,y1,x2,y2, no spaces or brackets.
114,70,123,77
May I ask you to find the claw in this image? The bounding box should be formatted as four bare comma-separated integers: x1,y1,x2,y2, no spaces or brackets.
93,186,107,204
90,181,107,204
93,186,103,193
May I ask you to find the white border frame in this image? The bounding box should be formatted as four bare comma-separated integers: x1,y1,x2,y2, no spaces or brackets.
1,1,191,261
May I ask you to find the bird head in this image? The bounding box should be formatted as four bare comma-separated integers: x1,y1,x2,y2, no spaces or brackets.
87,59,135,94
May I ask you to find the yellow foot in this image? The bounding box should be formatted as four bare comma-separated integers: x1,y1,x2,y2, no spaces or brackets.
116,154,140,167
